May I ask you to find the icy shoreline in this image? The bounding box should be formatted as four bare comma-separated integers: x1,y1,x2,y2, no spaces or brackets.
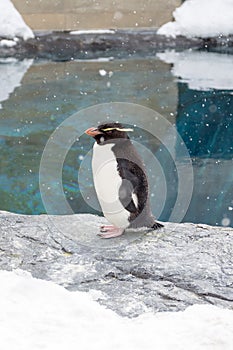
1,0,233,60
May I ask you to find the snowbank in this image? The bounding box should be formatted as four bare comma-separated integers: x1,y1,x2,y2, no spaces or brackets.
157,51,233,91
157,0,233,38
1,269,233,350
0,0,34,40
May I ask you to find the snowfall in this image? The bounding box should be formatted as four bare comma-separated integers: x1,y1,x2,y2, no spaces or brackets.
1,1,233,349
0,269,232,350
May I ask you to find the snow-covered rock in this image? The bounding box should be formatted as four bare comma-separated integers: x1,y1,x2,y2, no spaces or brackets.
158,0,233,38
1,269,233,350
0,38,17,47
0,212,233,318
0,0,34,40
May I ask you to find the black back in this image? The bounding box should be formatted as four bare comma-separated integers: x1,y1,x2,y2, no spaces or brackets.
112,138,154,228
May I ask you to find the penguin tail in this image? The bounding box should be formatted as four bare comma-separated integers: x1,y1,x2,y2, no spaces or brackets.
151,221,164,230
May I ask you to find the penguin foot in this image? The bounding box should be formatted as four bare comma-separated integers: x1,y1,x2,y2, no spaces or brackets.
98,225,124,239
100,225,116,232
151,221,164,230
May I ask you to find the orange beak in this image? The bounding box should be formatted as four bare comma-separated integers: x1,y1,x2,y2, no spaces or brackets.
85,127,102,137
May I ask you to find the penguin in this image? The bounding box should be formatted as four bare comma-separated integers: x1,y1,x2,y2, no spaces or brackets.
85,122,163,238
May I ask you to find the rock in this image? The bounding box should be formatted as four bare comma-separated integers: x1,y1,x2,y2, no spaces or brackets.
0,30,232,61
0,211,233,317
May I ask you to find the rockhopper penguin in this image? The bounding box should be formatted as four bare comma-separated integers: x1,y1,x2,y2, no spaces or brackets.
85,122,163,238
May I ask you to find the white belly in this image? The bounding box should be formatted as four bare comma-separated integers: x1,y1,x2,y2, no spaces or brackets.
92,142,130,228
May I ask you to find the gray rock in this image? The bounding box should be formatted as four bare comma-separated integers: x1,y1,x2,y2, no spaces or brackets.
0,30,233,61
0,211,233,317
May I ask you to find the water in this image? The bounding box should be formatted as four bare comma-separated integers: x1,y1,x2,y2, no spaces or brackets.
0,51,233,227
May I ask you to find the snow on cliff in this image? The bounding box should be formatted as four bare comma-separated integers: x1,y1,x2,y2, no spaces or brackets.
0,0,34,40
158,0,233,38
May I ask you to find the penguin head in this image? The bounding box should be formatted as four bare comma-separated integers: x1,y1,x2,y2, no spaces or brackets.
85,122,133,144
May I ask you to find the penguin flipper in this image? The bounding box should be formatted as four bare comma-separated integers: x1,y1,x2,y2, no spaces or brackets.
118,181,138,213
117,159,148,214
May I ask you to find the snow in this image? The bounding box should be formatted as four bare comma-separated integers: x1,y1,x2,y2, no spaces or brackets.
75,57,114,62
157,0,233,38
70,29,115,35
157,51,233,91
1,269,233,350
99,69,107,76
0,0,34,40
0,39,17,47
0,58,33,108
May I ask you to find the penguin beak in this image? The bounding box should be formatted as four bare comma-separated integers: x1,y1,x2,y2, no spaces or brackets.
85,127,102,137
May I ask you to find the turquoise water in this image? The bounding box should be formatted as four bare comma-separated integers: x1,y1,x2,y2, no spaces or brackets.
0,53,233,227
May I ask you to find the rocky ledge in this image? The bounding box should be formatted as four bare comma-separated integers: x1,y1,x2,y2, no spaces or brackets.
0,30,233,61
0,211,233,317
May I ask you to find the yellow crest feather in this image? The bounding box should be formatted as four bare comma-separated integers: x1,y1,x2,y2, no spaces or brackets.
101,127,134,132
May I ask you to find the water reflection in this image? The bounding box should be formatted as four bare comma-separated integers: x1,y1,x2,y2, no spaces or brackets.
157,50,233,226
0,58,33,109
0,52,233,227
176,84,233,226
0,57,176,215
